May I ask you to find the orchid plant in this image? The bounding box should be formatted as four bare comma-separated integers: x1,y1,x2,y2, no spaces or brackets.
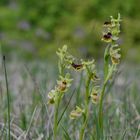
48,14,122,140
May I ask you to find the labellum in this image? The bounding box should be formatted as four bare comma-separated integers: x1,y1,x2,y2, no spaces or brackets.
104,21,112,27
71,62,83,70
91,73,100,82
102,32,112,43
91,92,98,104
111,56,120,64
58,81,67,92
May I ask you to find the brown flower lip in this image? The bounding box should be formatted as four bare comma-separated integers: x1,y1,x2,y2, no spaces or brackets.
103,32,112,39
111,56,120,64
92,73,99,80
62,81,67,85
92,92,97,96
104,21,112,26
91,92,98,104
71,62,83,70
58,81,67,91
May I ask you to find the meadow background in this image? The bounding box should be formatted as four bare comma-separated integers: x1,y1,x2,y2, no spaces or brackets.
0,0,140,139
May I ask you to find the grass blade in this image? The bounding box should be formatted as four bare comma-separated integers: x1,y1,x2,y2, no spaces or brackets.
121,128,128,140
57,89,75,125
61,123,71,140
25,106,38,139
3,55,11,140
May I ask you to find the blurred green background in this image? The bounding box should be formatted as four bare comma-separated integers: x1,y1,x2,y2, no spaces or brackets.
0,0,140,62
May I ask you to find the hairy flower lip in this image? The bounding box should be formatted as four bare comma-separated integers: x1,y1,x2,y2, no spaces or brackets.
111,56,120,64
102,32,112,42
92,73,100,81
104,32,112,38
71,62,83,70
104,21,112,26
58,81,67,91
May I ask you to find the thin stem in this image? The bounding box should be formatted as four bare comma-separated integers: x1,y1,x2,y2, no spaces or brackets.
104,44,110,79
53,96,59,140
79,68,92,140
53,93,62,140
53,59,65,140
97,45,110,137
79,117,88,140
3,55,10,140
98,82,106,136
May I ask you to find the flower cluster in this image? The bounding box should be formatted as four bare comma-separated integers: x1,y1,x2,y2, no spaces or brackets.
56,45,75,71
82,60,100,104
102,13,121,43
48,73,73,104
102,13,121,66
70,59,100,119
110,45,121,64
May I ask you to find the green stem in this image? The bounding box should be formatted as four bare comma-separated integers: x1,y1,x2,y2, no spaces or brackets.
98,64,115,137
53,60,65,140
97,45,110,137
53,93,62,140
79,69,91,140
104,44,110,79
53,102,58,140
3,55,10,140
98,82,106,136
79,116,88,140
